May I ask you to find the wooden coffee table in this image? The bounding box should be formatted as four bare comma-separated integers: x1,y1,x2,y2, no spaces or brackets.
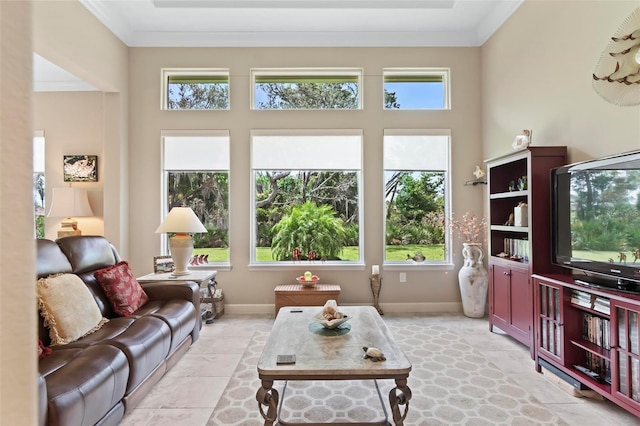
256,306,412,425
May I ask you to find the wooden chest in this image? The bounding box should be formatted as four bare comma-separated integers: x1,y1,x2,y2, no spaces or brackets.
274,284,341,316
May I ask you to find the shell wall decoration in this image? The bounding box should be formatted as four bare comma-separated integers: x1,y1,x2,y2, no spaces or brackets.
592,8,640,106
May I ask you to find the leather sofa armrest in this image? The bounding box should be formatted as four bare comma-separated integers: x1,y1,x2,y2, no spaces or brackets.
141,281,200,309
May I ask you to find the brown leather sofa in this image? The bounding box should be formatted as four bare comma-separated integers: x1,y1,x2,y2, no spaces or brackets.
36,236,201,426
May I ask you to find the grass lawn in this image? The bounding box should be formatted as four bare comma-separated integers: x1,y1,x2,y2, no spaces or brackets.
194,244,445,262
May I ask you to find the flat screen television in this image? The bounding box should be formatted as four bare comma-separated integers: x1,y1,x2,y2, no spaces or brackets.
551,150,640,292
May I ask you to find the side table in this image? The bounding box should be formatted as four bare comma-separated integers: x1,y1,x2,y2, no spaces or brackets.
274,284,341,316
138,270,218,324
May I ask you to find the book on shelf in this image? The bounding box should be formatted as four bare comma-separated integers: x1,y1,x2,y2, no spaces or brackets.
571,290,592,308
593,297,610,315
581,313,611,350
502,238,529,261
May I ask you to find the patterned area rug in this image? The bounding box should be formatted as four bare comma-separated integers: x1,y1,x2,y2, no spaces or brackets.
208,322,568,425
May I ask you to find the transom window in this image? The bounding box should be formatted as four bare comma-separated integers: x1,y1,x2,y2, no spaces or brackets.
383,129,451,266
161,69,229,110
161,130,230,265
383,68,450,110
251,130,363,265
251,68,363,110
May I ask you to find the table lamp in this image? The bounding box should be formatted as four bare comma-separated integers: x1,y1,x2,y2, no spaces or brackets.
155,206,207,276
47,187,94,238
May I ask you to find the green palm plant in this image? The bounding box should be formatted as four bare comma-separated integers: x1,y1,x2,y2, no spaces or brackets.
271,201,347,261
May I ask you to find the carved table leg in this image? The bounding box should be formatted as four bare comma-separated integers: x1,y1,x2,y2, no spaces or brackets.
256,380,279,426
388,378,412,425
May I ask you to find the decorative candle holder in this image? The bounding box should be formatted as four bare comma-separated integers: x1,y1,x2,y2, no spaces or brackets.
370,275,383,315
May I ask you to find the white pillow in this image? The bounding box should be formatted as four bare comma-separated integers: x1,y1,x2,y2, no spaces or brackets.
37,273,108,345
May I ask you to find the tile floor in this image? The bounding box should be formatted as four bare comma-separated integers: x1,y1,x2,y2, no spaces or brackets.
120,313,639,425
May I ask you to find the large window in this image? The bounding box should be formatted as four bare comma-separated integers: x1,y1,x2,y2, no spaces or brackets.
383,129,451,265
251,68,363,110
383,68,450,110
251,130,363,265
162,131,230,264
161,69,229,110
33,131,45,238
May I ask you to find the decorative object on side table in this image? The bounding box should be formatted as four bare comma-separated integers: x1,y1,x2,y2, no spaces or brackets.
450,212,489,318
155,206,207,276
370,264,383,315
153,255,174,273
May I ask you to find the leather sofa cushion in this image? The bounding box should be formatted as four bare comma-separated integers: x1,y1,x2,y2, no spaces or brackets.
36,239,72,278
138,299,197,355
56,236,117,274
41,345,129,426
102,316,171,393
57,317,137,349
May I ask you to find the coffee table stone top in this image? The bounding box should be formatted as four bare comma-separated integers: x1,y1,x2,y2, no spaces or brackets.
258,305,412,380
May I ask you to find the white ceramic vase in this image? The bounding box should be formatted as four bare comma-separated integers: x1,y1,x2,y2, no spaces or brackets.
458,243,489,318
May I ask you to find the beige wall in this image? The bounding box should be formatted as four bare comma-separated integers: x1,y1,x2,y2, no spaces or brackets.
128,47,485,311
33,0,129,255
9,0,639,421
34,91,105,239
482,0,640,162
0,2,36,424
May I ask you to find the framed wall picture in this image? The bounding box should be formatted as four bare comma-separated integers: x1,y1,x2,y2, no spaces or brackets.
154,255,175,273
63,155,98,182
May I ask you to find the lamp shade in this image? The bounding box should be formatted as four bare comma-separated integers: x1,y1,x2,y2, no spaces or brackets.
47,187,94,218
155,207,207,234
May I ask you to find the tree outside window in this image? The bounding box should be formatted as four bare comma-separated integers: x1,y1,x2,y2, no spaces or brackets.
162,69,229,110
252,131,362,264
384,130,451,264
162,132,230,263
252,68,363,110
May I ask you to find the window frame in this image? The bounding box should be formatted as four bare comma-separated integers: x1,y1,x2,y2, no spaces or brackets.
160,129,231,270
161,68,230,110
250,129,364,269
382,129,453,270
250,68,364,111
382,68,451,110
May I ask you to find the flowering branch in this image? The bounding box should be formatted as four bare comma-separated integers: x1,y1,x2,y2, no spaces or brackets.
450,212,487,244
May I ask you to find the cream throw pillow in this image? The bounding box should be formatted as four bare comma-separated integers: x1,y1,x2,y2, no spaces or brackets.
37,273,108,345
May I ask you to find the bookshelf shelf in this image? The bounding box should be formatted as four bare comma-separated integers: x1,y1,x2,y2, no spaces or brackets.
486,147,567,356
534,274,640,417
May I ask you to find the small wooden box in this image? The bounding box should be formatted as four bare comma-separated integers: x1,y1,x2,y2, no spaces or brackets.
274,284,341,316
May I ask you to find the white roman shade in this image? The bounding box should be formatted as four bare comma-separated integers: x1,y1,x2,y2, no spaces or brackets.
252,130,362,170
384,129,450,171
162,130,230,170
33,131,45,173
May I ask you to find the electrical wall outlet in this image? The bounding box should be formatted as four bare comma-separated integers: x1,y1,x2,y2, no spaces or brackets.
399,272,406,283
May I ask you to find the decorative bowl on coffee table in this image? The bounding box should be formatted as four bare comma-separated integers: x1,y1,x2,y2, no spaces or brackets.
313,312,351,329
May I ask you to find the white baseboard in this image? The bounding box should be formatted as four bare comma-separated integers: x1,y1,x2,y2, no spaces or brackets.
224,302,463,316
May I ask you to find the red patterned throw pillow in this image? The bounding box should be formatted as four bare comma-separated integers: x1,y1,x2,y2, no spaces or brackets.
94,261,149,317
